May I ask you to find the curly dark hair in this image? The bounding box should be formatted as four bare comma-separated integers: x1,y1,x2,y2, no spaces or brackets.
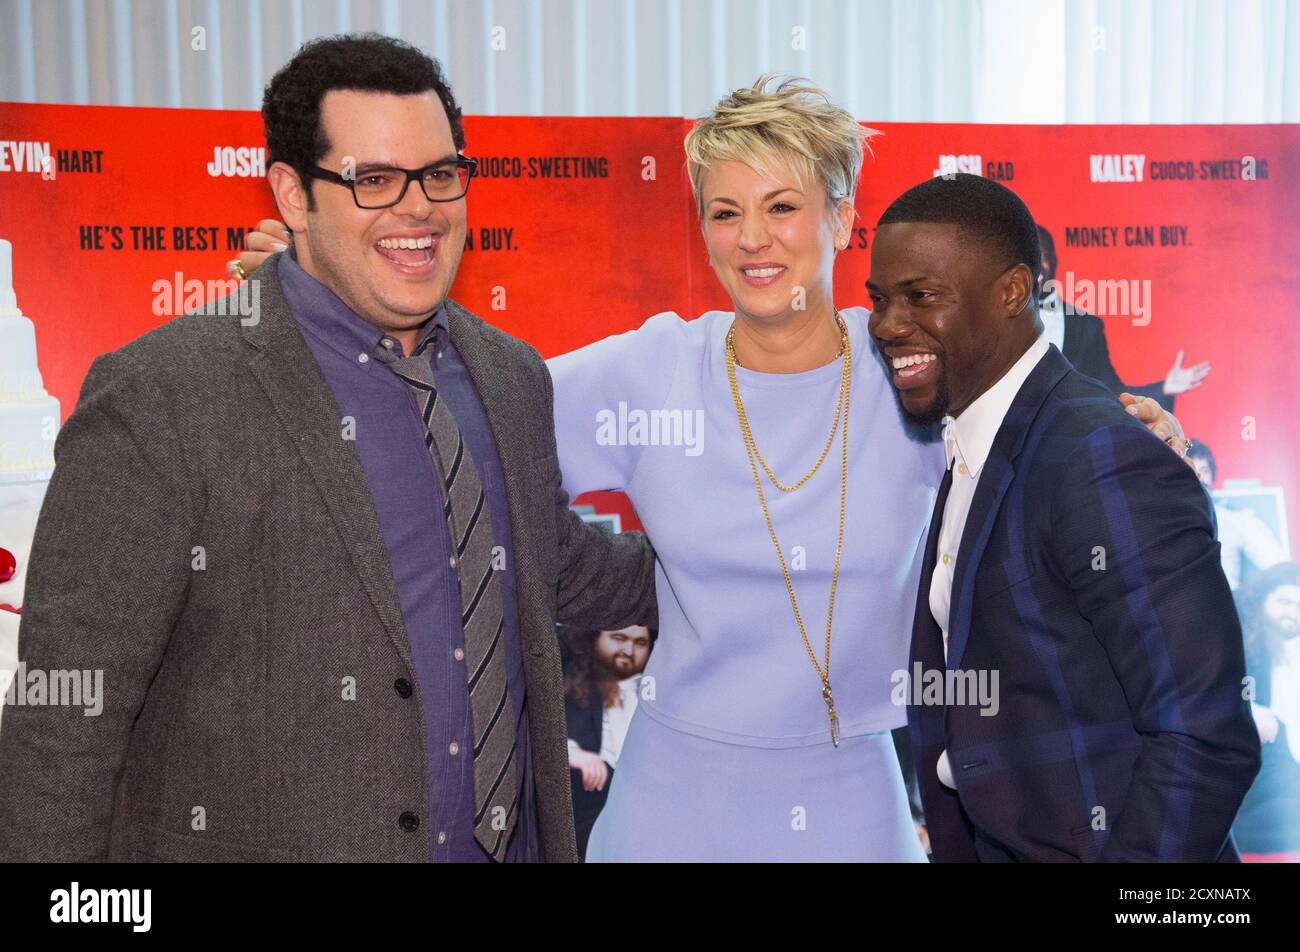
1241,561,1300,677
561,625,657,709
1186,437,1217,484
562,628,612,710
1036,224,1057,273
261,33,465,209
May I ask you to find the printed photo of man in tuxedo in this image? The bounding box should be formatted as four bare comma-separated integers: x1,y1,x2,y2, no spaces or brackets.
1036,224,1210,413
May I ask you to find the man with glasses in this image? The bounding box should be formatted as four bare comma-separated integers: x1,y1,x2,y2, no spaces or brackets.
0,34,656,863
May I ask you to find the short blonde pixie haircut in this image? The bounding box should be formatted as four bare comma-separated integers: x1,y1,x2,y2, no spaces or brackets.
684,74,876,220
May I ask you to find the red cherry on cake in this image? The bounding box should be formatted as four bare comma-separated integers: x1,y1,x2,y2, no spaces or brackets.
0,546,15,584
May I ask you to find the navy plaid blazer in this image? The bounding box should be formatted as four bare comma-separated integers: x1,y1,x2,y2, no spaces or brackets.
907,344,1260,862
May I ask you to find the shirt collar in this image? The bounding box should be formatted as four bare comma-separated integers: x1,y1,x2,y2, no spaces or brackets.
1281,636,1300,667
277,249,448,367
943,333,1051,479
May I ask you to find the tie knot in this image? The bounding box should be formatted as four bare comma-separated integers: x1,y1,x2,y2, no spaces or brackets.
372,323,442,364
412,331,438,358
376,342,435,390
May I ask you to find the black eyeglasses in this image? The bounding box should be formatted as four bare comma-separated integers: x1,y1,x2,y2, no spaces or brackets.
306,157,478,209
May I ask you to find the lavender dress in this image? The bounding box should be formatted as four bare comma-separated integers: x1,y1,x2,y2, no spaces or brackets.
547,308,945,861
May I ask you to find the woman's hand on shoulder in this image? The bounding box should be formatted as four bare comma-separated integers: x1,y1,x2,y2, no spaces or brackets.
1119,393,1193,466
227,219,292,280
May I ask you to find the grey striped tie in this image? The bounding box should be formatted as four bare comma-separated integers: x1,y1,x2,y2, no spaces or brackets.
377,334,519,860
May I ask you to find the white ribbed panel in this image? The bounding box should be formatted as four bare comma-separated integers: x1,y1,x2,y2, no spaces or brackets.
0,0,1296,121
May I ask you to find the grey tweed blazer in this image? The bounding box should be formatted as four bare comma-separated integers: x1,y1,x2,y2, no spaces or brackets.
0,257,656,862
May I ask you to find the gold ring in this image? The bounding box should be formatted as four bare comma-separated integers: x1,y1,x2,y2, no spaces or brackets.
230,260,249,281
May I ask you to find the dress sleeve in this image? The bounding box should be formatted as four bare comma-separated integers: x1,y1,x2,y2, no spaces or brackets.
545,311,687,496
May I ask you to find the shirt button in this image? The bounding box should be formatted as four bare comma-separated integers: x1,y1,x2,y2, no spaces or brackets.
448,555,457,569
358,352,369,364
382,338,394,349
942,553,951,565
448,742,460,756
453,647,465,662
437,832,447,845
958,463,967,475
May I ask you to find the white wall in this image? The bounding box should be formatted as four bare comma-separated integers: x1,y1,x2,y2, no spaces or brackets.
1,0,1296,121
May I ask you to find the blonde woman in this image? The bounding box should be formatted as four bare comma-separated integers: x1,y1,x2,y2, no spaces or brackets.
235,76,1182,861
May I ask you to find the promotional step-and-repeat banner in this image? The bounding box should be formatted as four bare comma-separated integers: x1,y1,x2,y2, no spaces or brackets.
1,104,1295,548
1,102,1297,855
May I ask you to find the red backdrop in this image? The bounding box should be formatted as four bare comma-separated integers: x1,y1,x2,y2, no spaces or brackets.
1,102,1296,544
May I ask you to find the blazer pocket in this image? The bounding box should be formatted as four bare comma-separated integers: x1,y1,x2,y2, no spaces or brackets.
118,819,297,863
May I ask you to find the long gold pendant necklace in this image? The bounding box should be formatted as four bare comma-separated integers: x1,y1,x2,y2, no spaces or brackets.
726,313,850,747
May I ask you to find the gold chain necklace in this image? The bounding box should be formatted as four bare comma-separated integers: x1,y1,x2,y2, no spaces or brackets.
725,312,850,746
732,335,847,492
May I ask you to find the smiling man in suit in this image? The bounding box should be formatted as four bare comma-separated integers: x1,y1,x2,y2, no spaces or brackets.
0,34,656,863
868,174,1259,862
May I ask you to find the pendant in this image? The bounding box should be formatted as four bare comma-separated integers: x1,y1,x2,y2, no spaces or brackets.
822,685,841,748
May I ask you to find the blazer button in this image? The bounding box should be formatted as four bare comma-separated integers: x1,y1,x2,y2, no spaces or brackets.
394,678,413,699
398,811,420,832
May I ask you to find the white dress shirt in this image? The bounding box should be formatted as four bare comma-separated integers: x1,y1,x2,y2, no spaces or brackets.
567,674,642,769
599,675,641,769
1213,504,1286,591
1271,638,1300,764
1038,292,1066,353
930,334,1051,788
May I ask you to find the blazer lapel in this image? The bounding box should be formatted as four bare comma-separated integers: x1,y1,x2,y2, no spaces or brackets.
446,301,544,653
241,256,414,671
944,451,1016,673
908,468,952,748
911,470,951,671
944,347,1073,673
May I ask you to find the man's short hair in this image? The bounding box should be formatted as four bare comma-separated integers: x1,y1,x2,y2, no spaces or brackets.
262,33,464,208
1187,438,1217,481
877,173,1042,286
1036,224,1057,270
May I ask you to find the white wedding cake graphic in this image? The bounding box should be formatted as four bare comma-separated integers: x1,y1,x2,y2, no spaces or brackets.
0,238,60,727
